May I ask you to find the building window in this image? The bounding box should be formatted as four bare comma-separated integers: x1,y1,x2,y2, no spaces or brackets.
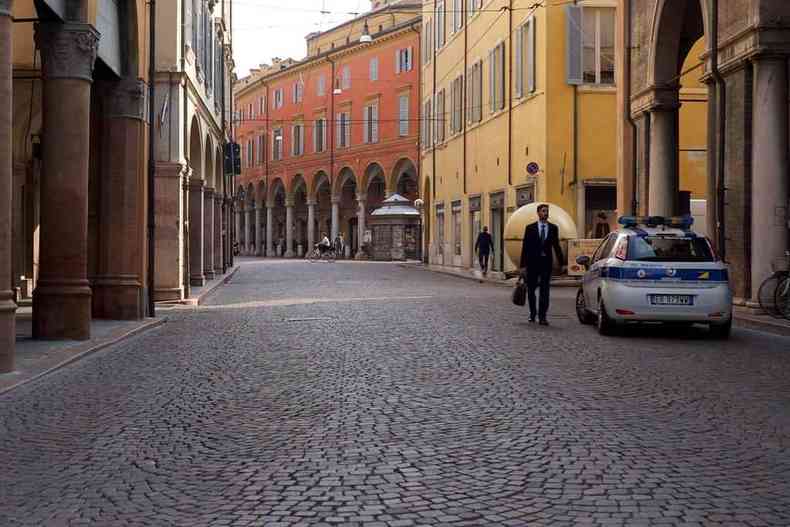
317,75,326,96
342,65,351,89
259,96,266,115
436,0,446,49
292,124,304,156
466,60,483,123
452,0,464,33
314,117,326,153
515,17,536,97
450,75,464,134
467,0,480,18
247,138,254,167
582,7,615,84
249,103,254,120
488,42,505,113
336,111,351,148
272,128,283,160
369,57,379,81
364,102,379,144
423,20,433,64
423,99,433,149
399,93,409,137
258,135,265,165
273,88,283,109
292,81,304,103
435,89,446,143
395,48,413,73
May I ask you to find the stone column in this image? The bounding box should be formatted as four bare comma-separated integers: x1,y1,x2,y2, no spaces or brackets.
307,199,316,251
356,193,367,259
154,164,187,301
203,187,215,280
254,205,263,256
244,206,252,255
234,206,241,255
0,0,15,369
266,203,274,257
751,56,789,301
188,178,205,287
33,22,100,340
214,196,222,274
648,107,679,217
93,78,147,320
285,199,295,258
331,196,340,241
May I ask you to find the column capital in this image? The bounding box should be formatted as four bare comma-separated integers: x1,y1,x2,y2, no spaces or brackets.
285,198,295,208
306,199,317,206
204,187,215,197
0,1,12,17
356,193,368,203
105,78,147,121
331,195,341,205
35,23,100,82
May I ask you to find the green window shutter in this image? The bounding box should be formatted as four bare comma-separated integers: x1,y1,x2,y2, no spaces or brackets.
566,5,583,85
514,26,523,98
527,17,536,93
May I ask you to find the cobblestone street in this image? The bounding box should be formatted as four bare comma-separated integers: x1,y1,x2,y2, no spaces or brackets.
2,260,790,526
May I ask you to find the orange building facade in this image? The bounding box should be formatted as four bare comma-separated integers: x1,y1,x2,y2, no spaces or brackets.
234,4,421,258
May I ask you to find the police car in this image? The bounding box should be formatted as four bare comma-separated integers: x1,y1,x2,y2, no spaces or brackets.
575,216,732,338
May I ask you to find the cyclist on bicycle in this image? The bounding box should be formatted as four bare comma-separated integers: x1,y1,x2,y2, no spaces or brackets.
318,232,332,255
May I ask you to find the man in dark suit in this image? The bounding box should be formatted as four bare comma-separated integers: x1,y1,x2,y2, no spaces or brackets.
474,226,495,276
519,204,565,325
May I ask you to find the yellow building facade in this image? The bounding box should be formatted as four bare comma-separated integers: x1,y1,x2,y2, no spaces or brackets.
421,0,622,273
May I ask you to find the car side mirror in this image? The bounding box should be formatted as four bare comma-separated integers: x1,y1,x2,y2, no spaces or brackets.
576,255,591,268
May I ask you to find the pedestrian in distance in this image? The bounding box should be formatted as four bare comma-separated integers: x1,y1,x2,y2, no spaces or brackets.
334,233,344,259
519,203,565,326
474,226,495,277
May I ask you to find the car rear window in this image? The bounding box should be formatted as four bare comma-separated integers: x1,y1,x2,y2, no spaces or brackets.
627,236,714,262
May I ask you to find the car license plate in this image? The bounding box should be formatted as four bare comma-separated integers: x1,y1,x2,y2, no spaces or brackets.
650,294,693,306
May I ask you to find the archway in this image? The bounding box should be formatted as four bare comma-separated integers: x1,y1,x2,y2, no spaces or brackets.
291,175,308,257
255,180,267,256
269,178,287,257
364,163,387,209
336,167,358,257
203,139,215,278
313,172,332,251
391,158,419,202
187,117,205,285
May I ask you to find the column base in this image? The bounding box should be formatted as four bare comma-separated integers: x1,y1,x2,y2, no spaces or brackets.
92,276,144,320
154,287,184,302
355,252,369,260
33,281,92,340
284,250,294,258
0,297,17,373
190,275,206,287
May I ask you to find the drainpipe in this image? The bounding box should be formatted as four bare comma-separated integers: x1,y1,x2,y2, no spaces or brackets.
506,0,513,188
462,6,468,195
432,7,437,202
709,0,726,259
147,0,157,318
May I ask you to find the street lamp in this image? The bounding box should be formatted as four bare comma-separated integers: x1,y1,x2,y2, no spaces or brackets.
359,20,372,43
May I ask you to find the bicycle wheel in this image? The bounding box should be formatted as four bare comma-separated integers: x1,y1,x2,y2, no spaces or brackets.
758,273,782,318
775,276,790,320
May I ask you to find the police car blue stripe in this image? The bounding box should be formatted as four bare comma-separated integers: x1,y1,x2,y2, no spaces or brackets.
600,267,728,282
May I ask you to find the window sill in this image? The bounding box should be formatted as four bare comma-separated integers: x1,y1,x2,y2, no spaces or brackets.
577,84,616,93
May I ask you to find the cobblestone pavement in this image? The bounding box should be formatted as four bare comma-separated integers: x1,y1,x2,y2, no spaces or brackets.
2,260,790,527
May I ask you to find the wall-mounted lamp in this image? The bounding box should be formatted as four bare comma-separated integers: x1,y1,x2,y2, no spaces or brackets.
359,20,372,43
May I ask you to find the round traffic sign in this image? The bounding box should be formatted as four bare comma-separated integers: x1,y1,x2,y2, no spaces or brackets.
526,162,540,175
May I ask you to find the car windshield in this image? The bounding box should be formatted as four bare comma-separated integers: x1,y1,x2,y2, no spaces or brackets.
627,236,714,262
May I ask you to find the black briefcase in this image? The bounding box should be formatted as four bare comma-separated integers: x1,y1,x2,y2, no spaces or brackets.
512,276,527,306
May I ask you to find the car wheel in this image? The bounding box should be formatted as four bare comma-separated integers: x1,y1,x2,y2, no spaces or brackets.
576,289,595,325
597,296,617,336
709,319,732,340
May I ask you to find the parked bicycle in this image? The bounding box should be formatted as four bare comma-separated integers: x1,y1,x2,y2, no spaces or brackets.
757,251,790,319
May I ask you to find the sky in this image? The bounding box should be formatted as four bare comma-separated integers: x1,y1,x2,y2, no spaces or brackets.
232,0,372,79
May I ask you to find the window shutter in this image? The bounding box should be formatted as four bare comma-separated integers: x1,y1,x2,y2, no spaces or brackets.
514,26,523,98
345,113,351,146
527,18,536,93
565,5,583,85
395,49,401,74
300,125,304,154
336,113,342,147
498,43,506,110
399,94,409,136
408,46,413,70
372,103,379,143
363,106,369,144
488,50,494,113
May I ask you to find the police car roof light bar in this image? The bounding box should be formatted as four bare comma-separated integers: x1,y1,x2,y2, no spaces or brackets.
618,215,694,229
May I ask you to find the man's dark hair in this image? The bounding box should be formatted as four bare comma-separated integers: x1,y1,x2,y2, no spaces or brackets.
537,203,549,212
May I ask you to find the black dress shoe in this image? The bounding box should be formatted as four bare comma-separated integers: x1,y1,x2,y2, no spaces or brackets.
539,319,549,326
529,316,536,323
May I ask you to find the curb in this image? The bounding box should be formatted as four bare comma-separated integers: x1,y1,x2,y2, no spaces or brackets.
733,312,790,338
0,317,166,397
398,263,581,288
180,265,240,306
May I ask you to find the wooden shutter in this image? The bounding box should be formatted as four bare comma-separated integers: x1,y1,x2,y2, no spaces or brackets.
565,5,583,85
488,50,495,113
372,103,379,143
527,17,536,92
514,25,523,98
395,49,401,74
407,47,413,70
363,106,369,144
399,94,409,136
336,113,342,147
345,113,351,147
